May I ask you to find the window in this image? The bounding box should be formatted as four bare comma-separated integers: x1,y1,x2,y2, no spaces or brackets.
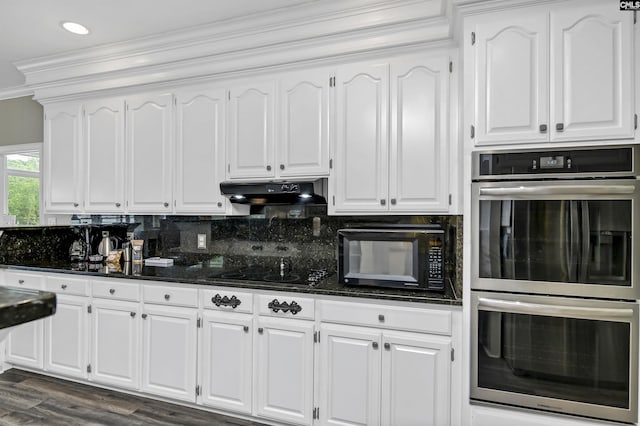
0,144,42,226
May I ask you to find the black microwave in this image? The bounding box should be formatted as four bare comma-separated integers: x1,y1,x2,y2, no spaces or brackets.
337,227,445,291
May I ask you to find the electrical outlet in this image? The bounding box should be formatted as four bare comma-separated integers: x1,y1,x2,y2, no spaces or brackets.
197,234,207,249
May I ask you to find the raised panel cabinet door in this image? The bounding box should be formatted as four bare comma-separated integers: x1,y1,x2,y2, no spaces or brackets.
332,63,389,213
90,299,140,390
44,295,88,378
389,56,449,213
550,1,634,141
44,102,83,213
318,324,382,426
473,12,549,145
84,98,125,213
141,305,197,403
255,317,314,426
228,81,276,179
5,319,44,369
279,70,330,178
200,311,252,414
380,332,451,426
126,93,173,213
175,87,227,214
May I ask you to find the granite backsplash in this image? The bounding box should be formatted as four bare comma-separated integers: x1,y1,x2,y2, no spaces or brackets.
0,213,463,299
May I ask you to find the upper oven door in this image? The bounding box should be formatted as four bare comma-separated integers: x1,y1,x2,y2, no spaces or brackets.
472,178,640,299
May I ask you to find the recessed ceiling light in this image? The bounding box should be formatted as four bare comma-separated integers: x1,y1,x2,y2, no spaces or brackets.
61,21,90,35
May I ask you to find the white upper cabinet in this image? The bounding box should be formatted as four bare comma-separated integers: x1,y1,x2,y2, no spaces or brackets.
468,0,634,146
473,13,549,145
333,62,389,213
331,55,451,214
227,82,276,179
390,56,450,212
174,87,227,214
84,98,126,213
279,70,330,178
44,102,83,213
550,2,634,141
126,93,174,213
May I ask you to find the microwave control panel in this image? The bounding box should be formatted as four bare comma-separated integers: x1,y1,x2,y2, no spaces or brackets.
426,238,444,290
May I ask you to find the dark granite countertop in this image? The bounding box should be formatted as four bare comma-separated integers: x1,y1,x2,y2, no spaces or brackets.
1,261,461,306
0,286,57,330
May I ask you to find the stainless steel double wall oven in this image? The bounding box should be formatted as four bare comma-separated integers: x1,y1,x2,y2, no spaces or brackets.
471,145,639,424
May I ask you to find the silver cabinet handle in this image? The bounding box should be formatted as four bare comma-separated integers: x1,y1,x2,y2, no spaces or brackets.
478,297,634,321
479,185,635,197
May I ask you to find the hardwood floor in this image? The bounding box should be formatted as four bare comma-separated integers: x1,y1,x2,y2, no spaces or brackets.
0,369,266,426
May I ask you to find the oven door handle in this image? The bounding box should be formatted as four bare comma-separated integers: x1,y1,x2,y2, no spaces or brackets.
478,185,635,197
478,297,634,321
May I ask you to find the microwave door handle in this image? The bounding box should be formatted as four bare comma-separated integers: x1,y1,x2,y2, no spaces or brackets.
477,298,634,321
479,185,635,197
579,201,591,283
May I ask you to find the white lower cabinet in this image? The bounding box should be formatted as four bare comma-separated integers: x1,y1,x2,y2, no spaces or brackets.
4,272,45,369
318,305,453,426
255,316,315,426
90,298,140,390
199,310,253,414
44,294,89,378
141,304,198,402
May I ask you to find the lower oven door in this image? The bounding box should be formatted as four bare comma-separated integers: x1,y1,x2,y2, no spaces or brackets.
471,291,639,423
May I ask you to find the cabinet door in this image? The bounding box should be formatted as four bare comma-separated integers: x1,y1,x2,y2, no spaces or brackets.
90,299,140,390
141,304,197,402
5,320,44,369
380,332,451,426
255,317,314,426
84,98,125,213
318,324,382,426
44,295,89,378
228,82,276,179
473,12,549,145
43,102,83,213
279,70,330,178
550,2,634,141
200,311,252,414
5,274,44,369
332,63,389,213
126,93,173,213
175,87,227,214
390,56,449,213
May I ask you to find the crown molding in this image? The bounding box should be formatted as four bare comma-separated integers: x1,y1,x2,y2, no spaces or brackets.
0,85,34,101
15,0,451,100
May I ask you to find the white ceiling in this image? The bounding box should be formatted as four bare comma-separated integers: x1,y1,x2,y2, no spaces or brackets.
0,0,318,94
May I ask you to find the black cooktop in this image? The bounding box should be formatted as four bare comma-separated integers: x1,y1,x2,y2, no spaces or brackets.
208,267,333,286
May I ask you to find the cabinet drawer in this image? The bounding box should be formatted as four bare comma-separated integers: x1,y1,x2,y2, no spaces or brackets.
257,294,314,320
91,279,140,301
45,274,89,296
4,271,44,290
143,284,198,307
201,288,253,313
318,300,452,336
